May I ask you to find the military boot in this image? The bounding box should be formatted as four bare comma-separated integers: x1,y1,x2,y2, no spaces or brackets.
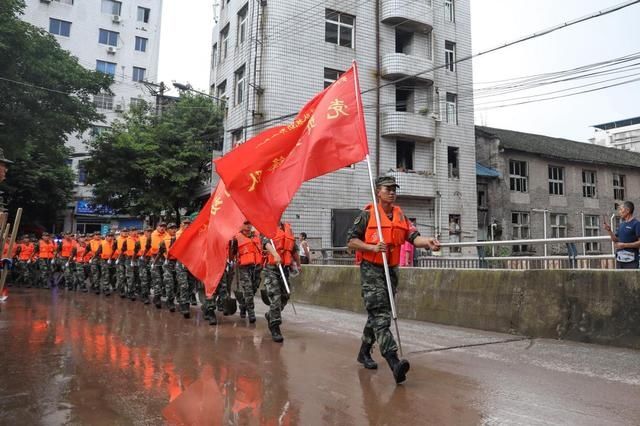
153,295,162,309
180,303,190,319
383,351,410,384
208,310,217,326
357,342,378,370
248,311,256,324
270,324,284,343
239,307,246,319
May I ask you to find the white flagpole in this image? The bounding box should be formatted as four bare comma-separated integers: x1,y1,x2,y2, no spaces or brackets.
352,61,403,356
270,238,297,315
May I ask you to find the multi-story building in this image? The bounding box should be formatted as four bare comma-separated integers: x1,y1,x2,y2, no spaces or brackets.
209,0,477,253
22,0,163,233
476,126,640,255
590,116,640,153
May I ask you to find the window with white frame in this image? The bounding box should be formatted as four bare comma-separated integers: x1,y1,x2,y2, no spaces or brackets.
234,66,245,106
445,40,456,72
509,160,528,192
98,28,118,46
550,213,568,238
220,25,230,61
582,170,597,198
584,215,600,252
231,130,243,148
96,60,116,75
237,5,248,45
613,173,625,200
325,9,355,48
137,6,150,23
101,0,121,15
49,18,71,37
132,67,146,82
445,92,457,124
135,36,147,52
444,0,455,22
548,166,564,195
93,93,114,110
425,31,433,60
323,68,343,88
512,212,530,252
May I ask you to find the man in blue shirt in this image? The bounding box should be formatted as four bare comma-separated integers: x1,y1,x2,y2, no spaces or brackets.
604,201,640,269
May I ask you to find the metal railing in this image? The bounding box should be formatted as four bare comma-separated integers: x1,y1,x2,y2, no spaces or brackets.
310,236,620,270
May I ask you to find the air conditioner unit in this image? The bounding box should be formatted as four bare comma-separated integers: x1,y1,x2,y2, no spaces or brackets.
114,103,124,112
112,15,121,23
106,46,117,54
431,113,442,122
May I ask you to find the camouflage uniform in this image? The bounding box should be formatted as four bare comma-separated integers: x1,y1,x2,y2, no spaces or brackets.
176,261,191,312
100,259,113,294
150,257,164,305
74,260,88,291
262,265,289,327
62,258,75,290
237,265,261,319
115,257,126,296
16,260,33,287
37,258,52,288
90,258,101,292
125,256,137,299
138,257,151,301
163,258,177,309
346,208,419,357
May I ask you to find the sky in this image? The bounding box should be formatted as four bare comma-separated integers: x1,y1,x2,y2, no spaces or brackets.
157,0,640,142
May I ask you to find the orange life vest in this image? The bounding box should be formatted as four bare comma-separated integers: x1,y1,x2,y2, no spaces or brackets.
38,240,56,259
3,242,16,258
75,245,88,263
60,239,75,258
176,228,184,239
236,232,263,266
89,238,102,254
137,235,149,257
147,230,166,256
100,240,115,260
114,236,127,257
125,236,137,257
267,223,295,266
18,243,35,261
359,204,410,267
165,235,176,260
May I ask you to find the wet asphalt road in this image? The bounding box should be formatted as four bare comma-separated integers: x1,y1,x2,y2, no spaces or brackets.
0,287,639,425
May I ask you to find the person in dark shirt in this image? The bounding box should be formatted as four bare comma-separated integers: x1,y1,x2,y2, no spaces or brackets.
604,201,640,269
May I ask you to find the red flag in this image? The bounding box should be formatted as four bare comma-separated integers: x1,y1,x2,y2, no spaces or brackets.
169,181,244,297
214,63,369,238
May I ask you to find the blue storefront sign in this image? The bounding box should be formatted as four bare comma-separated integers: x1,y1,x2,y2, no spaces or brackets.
76,200,115,215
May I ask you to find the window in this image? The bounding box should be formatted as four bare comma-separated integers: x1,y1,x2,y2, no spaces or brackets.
444,0,455,22
396,140,415,171
548,166,564,195
234,66,245,105
395,86,413,112
584,215,600,252
132,67,146,82
582,170,597,198
93,93,114,109
231,130,243,148
550,214,568,238
220,25,230,61
130,97,147,108
509,160,528,192
98,29,118,46
445,92,457,124
478,184,488,209
332,209,361,247
211,43,217,68
95,60,116,75
447,147,459,179
137,6,150,23
425,31,433,60
449,215,461,253
613,174,625,200
101,0,121,15
49,18,71,37
325,9,355,48
395,29,412,54
237,5,248,45
445,41,456,72
77,161,87,184
216,80,227,100
323,68,343,88
512,212,530,252
135,36,148,52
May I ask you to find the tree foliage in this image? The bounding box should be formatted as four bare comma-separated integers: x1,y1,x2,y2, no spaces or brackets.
85,95,224,220
0,0,112,228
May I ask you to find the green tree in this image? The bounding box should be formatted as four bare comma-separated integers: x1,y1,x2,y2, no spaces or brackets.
0,0,112,228
85,95,224,221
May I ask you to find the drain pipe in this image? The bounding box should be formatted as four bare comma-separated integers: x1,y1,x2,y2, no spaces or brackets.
375,0,381,175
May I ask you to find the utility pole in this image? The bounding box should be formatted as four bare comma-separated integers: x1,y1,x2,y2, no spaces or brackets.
142,81,166,117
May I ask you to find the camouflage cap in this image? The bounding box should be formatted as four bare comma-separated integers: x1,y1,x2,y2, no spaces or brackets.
182,218,192,224
375,175,400,188
167,222,178,229
157,222,167,227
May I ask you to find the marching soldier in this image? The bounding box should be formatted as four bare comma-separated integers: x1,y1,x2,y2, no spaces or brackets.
160,223,178,312
114,228,128,297
96,233,116,296
175,218,193,318
15,236,35,287
71,235,90,292
137,227,152,304
347,175,441,384
235,221,263,324
124,228,139,300
149,222,168,308
88,232,103,293
262,221,300,342
58,232,76,290
35,233,56,288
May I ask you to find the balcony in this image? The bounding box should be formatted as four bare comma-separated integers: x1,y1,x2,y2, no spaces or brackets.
381,53,434,83
381,111,436,141
388,170,436,198
381,0,433,32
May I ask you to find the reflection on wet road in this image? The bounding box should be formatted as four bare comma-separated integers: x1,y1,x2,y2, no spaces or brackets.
0,288,638,425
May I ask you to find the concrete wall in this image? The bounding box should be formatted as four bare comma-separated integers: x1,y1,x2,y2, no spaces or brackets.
291,266,640,349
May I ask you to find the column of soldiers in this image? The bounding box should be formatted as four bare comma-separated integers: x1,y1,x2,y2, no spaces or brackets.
5,218,301,342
